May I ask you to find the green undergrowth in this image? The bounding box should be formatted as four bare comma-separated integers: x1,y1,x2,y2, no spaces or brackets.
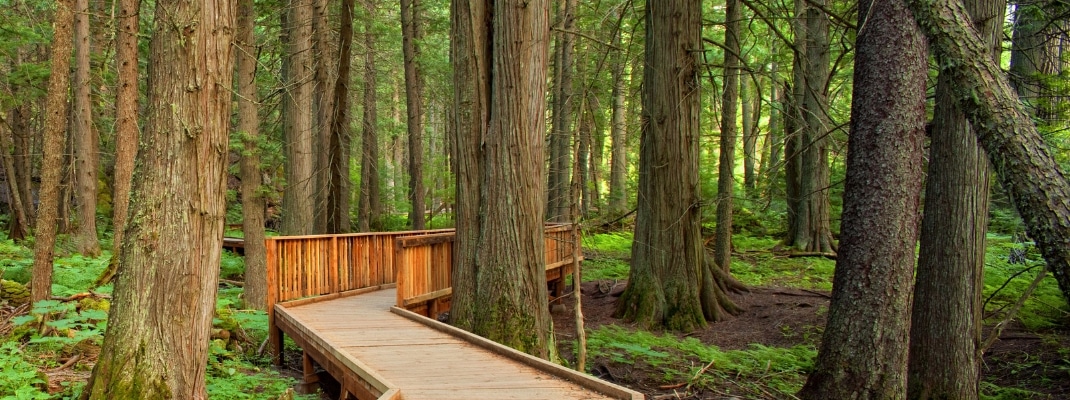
0,235,307,400
982,234,1066,330
587,325,816,397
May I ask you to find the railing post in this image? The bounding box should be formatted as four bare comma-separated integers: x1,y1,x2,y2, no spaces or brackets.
265,238,283,364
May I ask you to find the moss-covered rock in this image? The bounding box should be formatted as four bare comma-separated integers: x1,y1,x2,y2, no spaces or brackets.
1,279,29,306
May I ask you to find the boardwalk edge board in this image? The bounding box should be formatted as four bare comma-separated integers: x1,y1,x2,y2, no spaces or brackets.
390,306,645,400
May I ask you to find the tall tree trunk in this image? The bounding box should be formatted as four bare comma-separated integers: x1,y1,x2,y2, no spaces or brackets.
450,0,555,358
72,0,101,257
111,0,140,258
714,0,740,271
762,71,782,203
236,0,268,310
327,0,355,234
784,0,805,244
907,0,1070,309
312,0,336,233
615,0,742,331
11,103,35,224
607,17,628,215
282,0,315,235
798,0,927,397
1009,0,1067,124
907,0,1002,398
577,91,592,216
31,0,76,303
546,0,577,223
85,0,233,396
357,0,381,233
788,0,835,254
741,74,757,196
0,124,29,241
401,0,426,230
588,93,605,214
714,0,741,272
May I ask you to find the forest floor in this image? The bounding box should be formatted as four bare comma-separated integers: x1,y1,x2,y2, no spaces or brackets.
3,231,1068,399
551,279,1070,399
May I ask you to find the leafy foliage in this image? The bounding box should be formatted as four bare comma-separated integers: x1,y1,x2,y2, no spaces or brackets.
0,342,50,400
587,325,816,396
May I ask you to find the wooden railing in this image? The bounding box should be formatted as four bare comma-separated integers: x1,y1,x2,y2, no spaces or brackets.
265,229,450,358
394,223,583,316
266,224,583,357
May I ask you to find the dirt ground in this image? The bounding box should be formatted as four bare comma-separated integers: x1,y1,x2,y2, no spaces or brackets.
551,280,1070,400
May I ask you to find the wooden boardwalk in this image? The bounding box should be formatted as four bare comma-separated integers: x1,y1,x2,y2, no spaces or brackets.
265,226,642,400
275,288,640,400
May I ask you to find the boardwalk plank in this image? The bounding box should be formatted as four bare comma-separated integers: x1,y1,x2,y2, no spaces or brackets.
278,288,640,400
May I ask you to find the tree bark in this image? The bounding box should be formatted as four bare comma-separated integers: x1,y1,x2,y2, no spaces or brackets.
401,0,426,230
715,0,741,272
450,0,555,359
787,0,835,254
312,0,336,233
798,0,927,397
31,0,75,303
327,0,355,234
281,0,315,235
742,74,758,195
357,0,381,233
546,0,577,223
907,0,1070,308
607,16,628,215
236,0,268,310
0,122,29,241
72,0,101,257
111,0,140,259
85,0,233,396
1009,0,1067,124
615,0,742,331
907,0,1002,398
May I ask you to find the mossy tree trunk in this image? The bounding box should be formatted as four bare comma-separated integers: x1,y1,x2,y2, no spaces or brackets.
84,0,233,396
614,0,743,331
450,0,555,359
798,0,927,397
907,0,1070,309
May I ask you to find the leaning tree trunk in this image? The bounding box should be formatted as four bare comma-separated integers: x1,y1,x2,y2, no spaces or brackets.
72,0,101,257
798,0,927,397
236,0,268,310
85,0,233,397
615,0,742,332
907,0,1003,397
450,0,555,359
31,0,76,303
401,0,426,230
907,0,1070,307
